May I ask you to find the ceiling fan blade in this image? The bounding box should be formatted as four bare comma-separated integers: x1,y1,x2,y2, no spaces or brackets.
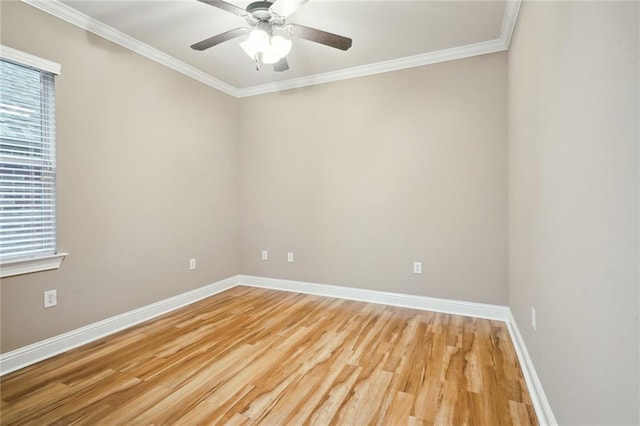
269,0,309,18
197,0,247,17
273,57,289,72
286,24,352,51
191,28,250,51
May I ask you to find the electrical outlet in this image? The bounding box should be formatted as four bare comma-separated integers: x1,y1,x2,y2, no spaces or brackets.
413,261,422,274
531,307,537,331
287,252,294,263
189,258,196,270
261,250,268,261
44,290,57,308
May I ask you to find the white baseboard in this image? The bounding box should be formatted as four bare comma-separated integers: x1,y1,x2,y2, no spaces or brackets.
0,275,239,375
505,311,558,426
238,275,510,321
0,273,555,426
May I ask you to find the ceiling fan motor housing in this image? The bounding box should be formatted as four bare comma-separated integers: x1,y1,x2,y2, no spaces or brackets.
246,1,275,20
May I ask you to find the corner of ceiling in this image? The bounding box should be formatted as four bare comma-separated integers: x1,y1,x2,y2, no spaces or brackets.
20,0,521,99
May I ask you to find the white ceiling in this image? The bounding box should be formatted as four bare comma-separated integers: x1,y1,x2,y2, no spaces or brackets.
28,0,520,97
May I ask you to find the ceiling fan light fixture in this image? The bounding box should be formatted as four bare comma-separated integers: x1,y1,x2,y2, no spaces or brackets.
260,49,280,64
240,30,292,65
271,35,292,57
240,29,269,58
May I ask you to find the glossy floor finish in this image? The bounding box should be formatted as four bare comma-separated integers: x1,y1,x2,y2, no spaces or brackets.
1,286,537,425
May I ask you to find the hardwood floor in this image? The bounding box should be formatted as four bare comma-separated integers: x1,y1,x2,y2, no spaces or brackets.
1,286,537,425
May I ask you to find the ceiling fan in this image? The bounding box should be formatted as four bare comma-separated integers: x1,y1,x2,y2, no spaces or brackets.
191,0,353,72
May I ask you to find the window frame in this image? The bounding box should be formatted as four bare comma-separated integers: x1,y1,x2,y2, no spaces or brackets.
0,45,67,278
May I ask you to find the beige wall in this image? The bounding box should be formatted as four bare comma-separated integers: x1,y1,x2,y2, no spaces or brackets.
0,2,241,352
508,2,639,424
1,3,508,353
239,54,508,304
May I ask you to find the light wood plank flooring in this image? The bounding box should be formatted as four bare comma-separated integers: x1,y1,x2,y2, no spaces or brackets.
1,286,537,425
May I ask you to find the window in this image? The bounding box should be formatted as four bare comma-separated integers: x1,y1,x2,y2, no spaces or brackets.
0,46,65,277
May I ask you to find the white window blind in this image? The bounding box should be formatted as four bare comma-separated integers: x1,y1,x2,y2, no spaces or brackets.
0,58,57,262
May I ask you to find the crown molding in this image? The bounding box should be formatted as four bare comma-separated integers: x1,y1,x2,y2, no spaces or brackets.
235,38,507,98
21,0,521,98
21,0,238,97
501,0,522,49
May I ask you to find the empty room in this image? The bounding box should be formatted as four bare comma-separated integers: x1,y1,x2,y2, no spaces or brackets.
0,0,638,424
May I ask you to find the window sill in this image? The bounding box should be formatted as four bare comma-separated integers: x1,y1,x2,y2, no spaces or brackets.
0,253,69,278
